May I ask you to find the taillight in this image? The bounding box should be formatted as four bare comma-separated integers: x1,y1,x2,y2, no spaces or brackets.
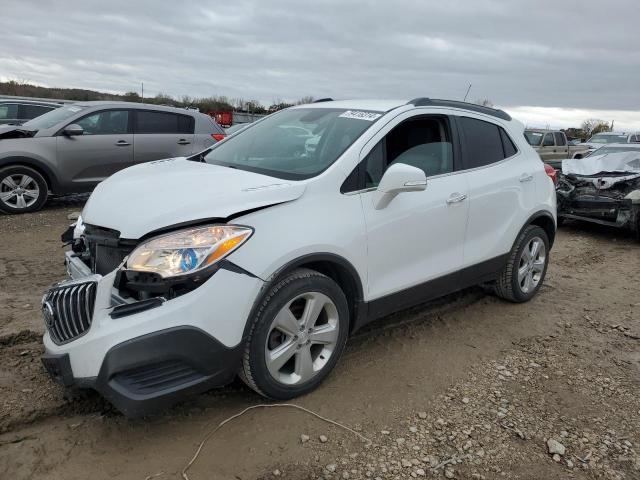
211,133,226,142
544,163,557,185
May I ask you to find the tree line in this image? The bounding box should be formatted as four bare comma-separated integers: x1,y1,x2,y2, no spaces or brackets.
0,80,314,113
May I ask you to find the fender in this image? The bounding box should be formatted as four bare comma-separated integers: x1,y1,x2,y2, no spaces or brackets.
0,156,61,192
242,252,366,339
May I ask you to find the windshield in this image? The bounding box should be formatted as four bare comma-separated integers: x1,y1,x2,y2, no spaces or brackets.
22,104,87,130
204,108,382,180
587,134,628,144
587,145,640,157
524,131,543,146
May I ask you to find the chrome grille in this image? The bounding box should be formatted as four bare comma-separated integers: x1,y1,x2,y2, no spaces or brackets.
42,281,97,345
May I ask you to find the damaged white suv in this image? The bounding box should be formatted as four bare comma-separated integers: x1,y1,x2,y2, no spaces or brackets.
41,99,557,416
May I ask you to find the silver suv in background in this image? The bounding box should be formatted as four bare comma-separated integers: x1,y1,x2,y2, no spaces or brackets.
0,102,226,213
0,99,63,125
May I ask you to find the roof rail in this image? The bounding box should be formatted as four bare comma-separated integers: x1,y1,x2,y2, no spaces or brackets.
313,98,334,103
407,98,511,121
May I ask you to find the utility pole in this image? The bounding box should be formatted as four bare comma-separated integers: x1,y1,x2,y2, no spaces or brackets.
141,82,144,103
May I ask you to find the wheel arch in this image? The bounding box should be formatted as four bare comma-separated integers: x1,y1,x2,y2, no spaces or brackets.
522,210,556,248
249,253,365,335
0,156,59,192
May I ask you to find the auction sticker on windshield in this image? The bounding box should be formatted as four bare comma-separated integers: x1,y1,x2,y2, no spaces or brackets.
339,110,382,121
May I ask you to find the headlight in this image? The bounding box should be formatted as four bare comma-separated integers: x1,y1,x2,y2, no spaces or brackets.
126,225,252,278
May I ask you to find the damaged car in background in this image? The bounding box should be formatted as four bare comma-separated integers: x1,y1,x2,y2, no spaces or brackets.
557,145,640,239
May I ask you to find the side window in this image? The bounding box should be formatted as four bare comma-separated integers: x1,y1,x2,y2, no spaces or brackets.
135,111,194,134
459,117,505,168
75,110,129,135
500,129,518,158
20,104,54,120
360,116,454,188
630,135,640,143
542,133,555,147
554,132,566,146
0,104,19,120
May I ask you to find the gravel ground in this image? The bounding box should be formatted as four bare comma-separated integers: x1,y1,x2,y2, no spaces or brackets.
0,200,638,480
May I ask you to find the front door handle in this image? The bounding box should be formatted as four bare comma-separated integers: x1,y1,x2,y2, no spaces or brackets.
177,139,191,145
115,140,131,146
446,192,467,204
519,173,534,182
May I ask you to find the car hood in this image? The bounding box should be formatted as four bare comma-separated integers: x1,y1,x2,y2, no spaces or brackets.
562,152,640,189
82,158,306,238
0,124,37,139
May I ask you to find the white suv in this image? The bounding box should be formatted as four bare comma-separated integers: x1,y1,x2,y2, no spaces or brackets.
41,99,556,416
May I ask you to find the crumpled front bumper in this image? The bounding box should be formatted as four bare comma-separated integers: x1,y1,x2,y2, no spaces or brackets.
41,251,265,416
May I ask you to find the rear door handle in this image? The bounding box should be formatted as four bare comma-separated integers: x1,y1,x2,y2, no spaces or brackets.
115,140,131,146
519,173,533,182
446,192,467,204
177,139,191,145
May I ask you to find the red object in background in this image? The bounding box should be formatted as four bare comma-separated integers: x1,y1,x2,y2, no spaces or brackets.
210,111,233,127
211,133,226,142
544,163,558,185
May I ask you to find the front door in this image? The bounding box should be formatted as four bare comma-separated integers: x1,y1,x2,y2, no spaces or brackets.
56,109,133,189
353,113,469,316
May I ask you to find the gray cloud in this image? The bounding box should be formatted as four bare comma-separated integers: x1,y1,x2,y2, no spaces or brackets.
1,0,639,116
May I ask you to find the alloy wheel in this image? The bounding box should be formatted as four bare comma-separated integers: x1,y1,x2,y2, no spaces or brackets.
0,174,40,210
265,292,340,385
517,236,546,294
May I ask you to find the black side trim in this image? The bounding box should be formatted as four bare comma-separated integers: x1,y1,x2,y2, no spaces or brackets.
42,353,75,387
244,252,366,339
521,210,557,248
110,297,165,319
358,254,508,330
94,326,242,417
407,98,512,121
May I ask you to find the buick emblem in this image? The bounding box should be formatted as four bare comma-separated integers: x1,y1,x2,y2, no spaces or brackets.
42,297,56,328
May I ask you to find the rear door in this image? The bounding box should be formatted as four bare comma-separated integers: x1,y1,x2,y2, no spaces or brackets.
455,115,534,268
56,109,134,188
132,110,195,163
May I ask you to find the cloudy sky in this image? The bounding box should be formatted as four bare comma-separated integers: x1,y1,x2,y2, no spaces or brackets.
2,0,639,129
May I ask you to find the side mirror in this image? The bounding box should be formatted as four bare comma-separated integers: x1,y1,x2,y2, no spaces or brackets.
374,163,427,210
63,124,84,136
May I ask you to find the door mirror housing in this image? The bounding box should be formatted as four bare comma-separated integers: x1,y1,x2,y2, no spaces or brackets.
374,163,427,209
63,124,84,136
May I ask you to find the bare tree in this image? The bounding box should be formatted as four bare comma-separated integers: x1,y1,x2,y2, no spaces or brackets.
296,96,315,105
474,98,494,107
581,119,610,138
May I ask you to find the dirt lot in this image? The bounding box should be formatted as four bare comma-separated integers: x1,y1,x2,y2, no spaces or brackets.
1,200,639,480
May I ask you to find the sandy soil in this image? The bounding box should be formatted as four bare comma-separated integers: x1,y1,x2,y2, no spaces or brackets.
0,200,638,480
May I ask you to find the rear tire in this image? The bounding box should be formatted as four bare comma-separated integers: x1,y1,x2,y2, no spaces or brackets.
493,225,550,303
0,165,48,214
240,268,349,399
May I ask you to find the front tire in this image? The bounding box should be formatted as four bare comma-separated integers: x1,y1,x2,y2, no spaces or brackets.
493,225,550,302
0,165,48,214
241,268,349,399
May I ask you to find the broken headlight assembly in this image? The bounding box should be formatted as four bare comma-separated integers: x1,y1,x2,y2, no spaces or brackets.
121,225,253,297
